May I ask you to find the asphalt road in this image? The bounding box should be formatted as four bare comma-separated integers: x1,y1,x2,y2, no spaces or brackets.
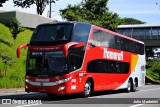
0,84,160,107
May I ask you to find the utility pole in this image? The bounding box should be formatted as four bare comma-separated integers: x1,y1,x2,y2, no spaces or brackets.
49,0,51,18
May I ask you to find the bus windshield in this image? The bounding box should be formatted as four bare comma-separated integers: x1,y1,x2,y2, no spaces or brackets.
27,51,68,77
30,24,73,45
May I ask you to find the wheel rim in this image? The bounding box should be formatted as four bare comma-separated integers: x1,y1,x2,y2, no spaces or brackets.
133,81,137,91
128,81,131,91
84,82,91,96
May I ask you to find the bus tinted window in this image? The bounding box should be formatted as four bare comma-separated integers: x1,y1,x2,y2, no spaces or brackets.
87,59,129,74
91,30,115,48
91,28,145,55
115,36,123,50
31,24,73,42
72,23,91,45
115,36,144,55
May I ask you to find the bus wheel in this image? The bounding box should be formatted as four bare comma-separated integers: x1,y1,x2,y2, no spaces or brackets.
126,79,132,93
131,80,137,92
81,81,92,98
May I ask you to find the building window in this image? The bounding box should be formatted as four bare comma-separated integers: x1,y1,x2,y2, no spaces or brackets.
122,28,132,37
139,28,145,40
151,28,158,39
117,29,123,35
132,28,139,39
157,28,160,39
145,28,151,39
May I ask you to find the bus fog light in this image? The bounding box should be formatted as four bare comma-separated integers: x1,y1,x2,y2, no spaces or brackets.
25,86,28,89
58,86,65,91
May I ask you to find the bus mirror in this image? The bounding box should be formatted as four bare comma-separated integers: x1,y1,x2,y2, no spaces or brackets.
75,42,85,48
17,44,29,58
63,42,85,57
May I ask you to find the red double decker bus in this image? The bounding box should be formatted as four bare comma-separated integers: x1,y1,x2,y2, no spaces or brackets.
17,22,146,97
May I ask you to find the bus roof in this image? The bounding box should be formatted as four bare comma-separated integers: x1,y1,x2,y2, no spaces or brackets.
37,21,92,26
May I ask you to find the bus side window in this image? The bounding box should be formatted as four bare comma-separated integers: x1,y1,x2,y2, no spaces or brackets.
120,62,130,74
115,37,122,50
109,38,115,48
115,62,120,73
87,60,98,73
97,61,103,73
135,43,139,54
69,54,83,71
72,23,90,47
91,30,101,47
91,29,115,48
120,38,128,52
139,43,144,55
108,61,116,73
131,42,136,53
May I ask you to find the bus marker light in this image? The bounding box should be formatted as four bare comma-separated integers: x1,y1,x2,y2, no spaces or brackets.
79,73,84,76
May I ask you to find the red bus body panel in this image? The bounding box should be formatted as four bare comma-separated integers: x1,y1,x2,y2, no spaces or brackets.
24,24,144,95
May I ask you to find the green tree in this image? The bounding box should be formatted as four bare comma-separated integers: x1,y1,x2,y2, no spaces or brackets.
13,0,58,15
0,0,8,7
146,47,154,60
60,0,122,31
121,17,146,25
9,17,24,40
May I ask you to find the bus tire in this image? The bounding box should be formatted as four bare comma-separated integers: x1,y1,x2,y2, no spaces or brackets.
81,80,92,98
131,80,137,92
126,79,132,93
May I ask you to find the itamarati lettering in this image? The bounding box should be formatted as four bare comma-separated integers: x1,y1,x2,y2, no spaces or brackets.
103,48,123,61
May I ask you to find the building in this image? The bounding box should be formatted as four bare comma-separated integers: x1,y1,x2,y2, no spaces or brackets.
0,11,57,29
117,24,160,47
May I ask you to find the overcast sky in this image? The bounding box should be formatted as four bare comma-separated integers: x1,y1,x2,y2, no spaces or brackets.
0,0,160,24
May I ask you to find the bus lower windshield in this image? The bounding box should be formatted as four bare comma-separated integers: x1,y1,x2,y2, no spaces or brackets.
26,51,68,77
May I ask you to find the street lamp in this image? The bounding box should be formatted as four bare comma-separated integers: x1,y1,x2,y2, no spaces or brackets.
49,0,51,18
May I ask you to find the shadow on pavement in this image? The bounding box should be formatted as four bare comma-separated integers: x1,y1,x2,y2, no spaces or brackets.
0,89,140,103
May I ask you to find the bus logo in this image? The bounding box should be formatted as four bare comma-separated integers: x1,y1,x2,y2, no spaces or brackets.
103,48,123,61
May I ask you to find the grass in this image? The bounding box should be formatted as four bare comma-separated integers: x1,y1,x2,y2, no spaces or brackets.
0,23,32,88
146,61,160,83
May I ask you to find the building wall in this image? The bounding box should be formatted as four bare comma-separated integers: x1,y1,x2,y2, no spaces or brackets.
0,11,57,28
0,11,16,26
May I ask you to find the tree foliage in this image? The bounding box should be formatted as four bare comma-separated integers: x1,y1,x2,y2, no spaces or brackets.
60,0,123,31
121,17,146,25
0,0,8,7
146,47,154,60
13,0,58,15
9,17,24,40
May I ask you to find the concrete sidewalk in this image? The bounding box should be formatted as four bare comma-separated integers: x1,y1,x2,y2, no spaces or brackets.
0,88,25,93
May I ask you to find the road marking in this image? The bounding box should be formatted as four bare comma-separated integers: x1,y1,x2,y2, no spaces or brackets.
140,88,160,92
129,104,143,107
14,104,40,107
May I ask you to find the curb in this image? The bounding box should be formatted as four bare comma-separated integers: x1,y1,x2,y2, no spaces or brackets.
0,88,25,93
